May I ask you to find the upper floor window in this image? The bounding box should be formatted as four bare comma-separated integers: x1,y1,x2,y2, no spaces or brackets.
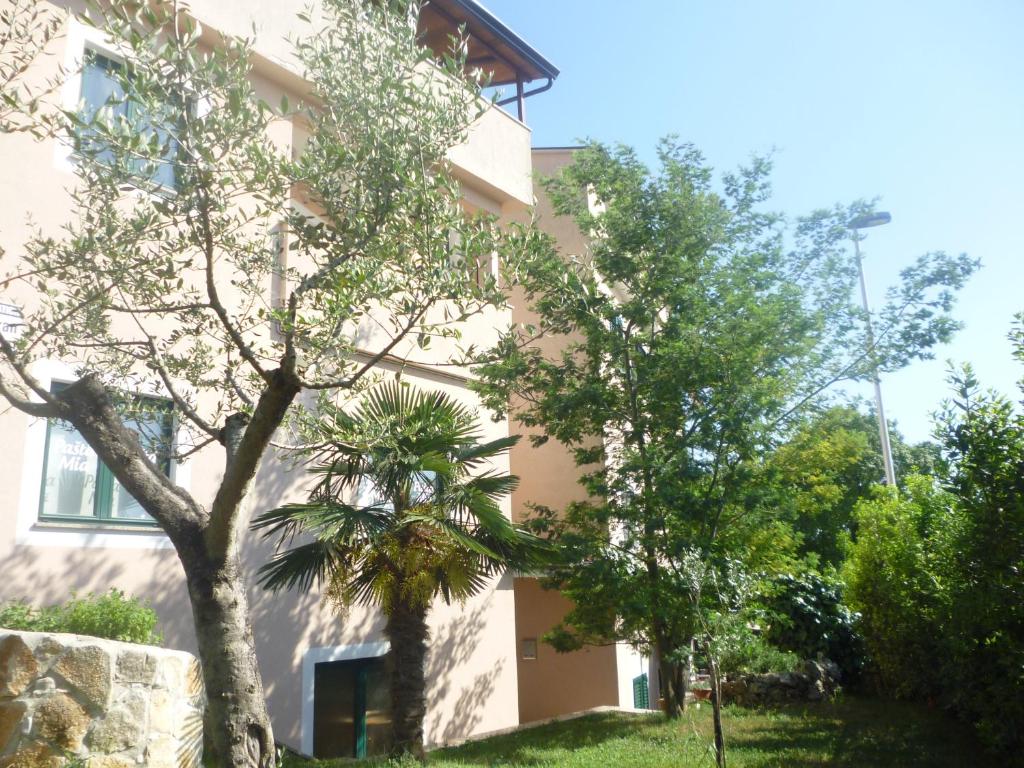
78,49,179,190
39,384,173,527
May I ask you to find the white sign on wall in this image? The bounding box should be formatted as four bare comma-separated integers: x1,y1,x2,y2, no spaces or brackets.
0,302,25,341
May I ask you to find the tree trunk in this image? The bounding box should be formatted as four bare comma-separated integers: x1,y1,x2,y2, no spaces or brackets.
709,653,726,768
179,536,275,768
656,637,687,718
384,598,430,761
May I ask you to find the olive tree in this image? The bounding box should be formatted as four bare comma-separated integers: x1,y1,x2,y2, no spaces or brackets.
0,1,543,764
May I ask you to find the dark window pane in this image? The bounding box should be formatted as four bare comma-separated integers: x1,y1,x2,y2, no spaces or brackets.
313,660,357,758
314,656,392,759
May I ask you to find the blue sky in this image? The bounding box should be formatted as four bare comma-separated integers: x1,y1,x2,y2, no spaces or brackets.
484,0,1024,443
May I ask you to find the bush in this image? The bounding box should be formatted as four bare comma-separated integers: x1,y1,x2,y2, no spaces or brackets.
843,349,1024,758
716,627,801,677
0,589,162,645
760,572,864,680
843,477,952,699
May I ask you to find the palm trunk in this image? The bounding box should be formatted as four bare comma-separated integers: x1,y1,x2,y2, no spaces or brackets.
178,536,275,768
384,597,430,760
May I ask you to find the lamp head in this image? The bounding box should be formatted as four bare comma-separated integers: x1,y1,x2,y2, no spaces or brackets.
848,211,892,229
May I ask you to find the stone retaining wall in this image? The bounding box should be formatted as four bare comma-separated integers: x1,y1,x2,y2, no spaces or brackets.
0,630,204,768
719,659,841,707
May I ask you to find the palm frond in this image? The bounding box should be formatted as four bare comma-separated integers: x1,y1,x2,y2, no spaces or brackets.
256,539,342,593
253,380,546,612
457,435,521,467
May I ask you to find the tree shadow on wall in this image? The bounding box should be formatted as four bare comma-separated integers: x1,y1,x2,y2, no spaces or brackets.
425,599,505,747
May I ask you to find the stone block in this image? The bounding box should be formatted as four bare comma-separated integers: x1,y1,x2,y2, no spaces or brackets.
88,706,145,754
0,740,63,768
53,644,112,710
0,635,38,698
117,649,158,685
88,757,138,768
31,637,64,668
149,688,176,734
33,692,90,750
112,687,149,723
153,656,183,693
0,631,204,767
0,699,27,750
146,734,178,768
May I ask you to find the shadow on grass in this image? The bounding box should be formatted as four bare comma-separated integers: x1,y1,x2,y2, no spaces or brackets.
438,712,662,765
721,698,997,768
283,696,1000,768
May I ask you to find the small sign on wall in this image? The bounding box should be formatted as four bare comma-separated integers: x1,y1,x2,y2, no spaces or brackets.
0,302,24,342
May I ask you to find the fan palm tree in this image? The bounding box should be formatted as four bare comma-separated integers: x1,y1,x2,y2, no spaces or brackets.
252,382,549,760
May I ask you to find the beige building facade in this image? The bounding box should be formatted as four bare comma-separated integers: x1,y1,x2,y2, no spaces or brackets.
0,0,647,759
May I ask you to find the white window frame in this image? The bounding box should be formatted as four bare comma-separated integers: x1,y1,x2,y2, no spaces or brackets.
54,17,127,175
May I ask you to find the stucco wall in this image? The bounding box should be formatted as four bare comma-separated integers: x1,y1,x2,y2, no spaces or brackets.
512,578,620,724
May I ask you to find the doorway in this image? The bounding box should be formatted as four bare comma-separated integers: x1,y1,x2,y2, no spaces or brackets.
313,655,393,758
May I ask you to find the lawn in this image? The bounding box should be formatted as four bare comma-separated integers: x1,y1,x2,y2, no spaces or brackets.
284,696,996,767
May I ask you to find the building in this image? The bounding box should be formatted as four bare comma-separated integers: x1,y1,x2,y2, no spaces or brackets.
0,0,647,760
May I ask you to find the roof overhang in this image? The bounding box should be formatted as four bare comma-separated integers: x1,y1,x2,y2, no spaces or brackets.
418,0,559,87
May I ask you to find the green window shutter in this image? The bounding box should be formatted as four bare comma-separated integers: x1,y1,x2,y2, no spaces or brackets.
632,673,649,709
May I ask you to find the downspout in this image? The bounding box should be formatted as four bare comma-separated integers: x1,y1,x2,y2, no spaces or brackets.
496,76,554,122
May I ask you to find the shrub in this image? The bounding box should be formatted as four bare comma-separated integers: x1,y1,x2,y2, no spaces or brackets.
716,627,801,677
843,477,952,699
760,572,864,680
0,589,162,645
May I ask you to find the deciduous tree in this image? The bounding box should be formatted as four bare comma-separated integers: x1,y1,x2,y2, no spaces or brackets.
472,140,976,716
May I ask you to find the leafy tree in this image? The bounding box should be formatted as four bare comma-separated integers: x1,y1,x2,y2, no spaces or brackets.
845,319,1024,755
0,2,544,764
844,477,953,698
934,333,1024,754
760,572,865,679
253,382,548,760
473,140,976,716
768,405,941,567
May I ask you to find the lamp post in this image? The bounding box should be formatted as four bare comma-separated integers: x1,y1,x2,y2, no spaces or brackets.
848,211,897,487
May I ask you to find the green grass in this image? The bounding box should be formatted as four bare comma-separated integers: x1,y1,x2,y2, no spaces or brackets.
284,696,996,767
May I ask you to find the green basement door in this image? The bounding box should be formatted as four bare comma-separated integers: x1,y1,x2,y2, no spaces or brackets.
314,656,393,759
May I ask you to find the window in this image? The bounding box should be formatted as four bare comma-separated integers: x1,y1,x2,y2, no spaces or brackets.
78,49,179,189
521,638,538,660
38,385,173,526
447,227,497,289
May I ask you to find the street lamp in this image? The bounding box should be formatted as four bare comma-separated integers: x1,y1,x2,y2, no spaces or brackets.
848,211,897,487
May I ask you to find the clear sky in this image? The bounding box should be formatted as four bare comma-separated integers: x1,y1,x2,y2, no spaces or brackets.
483,0,1024,443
